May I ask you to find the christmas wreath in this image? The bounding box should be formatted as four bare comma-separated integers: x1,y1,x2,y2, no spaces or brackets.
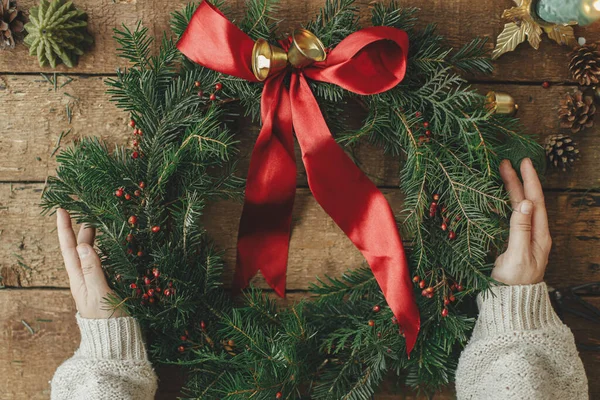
42,0,544,398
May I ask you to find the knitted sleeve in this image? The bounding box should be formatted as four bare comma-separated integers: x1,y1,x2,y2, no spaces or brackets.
455,282,589,400
51,314,158,400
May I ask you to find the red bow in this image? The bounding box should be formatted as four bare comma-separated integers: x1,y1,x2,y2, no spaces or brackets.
178,1,420,353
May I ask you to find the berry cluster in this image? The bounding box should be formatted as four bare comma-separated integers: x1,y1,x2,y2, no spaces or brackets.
428,193,459,240
415,112,433,145
128,119,143,159
195,81,223,102
412,274,463,317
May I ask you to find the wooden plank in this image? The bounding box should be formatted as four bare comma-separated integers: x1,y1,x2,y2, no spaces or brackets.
1,75,597,189
2,183,600,290
3,0,598,82
0,289,597,399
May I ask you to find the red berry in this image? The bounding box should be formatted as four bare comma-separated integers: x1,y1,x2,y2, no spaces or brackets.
136,288,142,296
134,190,141,197
115,188,124,197
423,121,429,128
377,331,382,338
149,297,156,304
127,248,134,255
194,81,201,87
144,276,151,285
373,305,381,313
168,281,173,287
448,231,456,240
164,288,172,296
133,128,140,135
444,298,450,306
142,293,149,300
415,111,422,118
128,215,138,225
425,130,432,137
124,193,131,200
155,287,161,292
133,139,139,147
426,287,434,294
426,293,434,298
129,119,136,128
137,129,143,136
180,335,188,341
152,268,160,278
130,283,137,289
276,392,282,399
147,288,155,296
132,151,139,159
126,234,134,242
412,275,420,283
368,320,375,327
419,280,426,289
457,284,464,292
433,193,440,201
197,90,203,97
449,294,456,302
215,82,222,91
200,321,206,330
542,81,550,89
209,93,216,101
441,308,449,317
151,226,160,233
441,223,448,231
177,345,185,353
421,289,428,296
139,181,146,189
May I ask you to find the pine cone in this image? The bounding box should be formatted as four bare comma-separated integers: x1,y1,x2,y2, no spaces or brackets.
0,0,26,49
569,42,600,86
23,0,93,68
558,90,596,133
545,134,580,171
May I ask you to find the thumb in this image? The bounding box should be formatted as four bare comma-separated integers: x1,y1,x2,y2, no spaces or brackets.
507,200,533,254
76,244,110,292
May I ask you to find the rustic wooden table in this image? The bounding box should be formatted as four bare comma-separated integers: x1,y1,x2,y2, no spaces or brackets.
1,0,599,398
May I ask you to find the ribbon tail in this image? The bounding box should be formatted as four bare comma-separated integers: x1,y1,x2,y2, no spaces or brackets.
234,74,296,298
290,74,420,353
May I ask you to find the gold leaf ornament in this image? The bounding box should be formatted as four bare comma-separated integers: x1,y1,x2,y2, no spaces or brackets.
492,0,576,59
492,22,526,59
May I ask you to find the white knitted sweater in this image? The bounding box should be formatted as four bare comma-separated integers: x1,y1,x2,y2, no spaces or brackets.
456,282,589,399
50,314,157,400
51,283,588,399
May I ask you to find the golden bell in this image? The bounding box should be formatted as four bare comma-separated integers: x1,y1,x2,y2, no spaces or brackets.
485,91,519,116
252,38,288,81
287,29,326,68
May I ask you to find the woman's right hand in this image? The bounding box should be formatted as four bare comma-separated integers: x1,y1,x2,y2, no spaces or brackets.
57,208,125,319
492,158,552,286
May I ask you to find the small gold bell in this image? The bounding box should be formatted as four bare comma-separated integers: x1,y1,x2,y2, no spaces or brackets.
287,29,326,68
485,91,519,116
251,38,288,81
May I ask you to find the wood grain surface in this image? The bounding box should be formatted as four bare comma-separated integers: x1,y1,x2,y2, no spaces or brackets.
2,289,598,399
2,0,600,82
1,0,600,398
2,183,600,290
1,75,599,189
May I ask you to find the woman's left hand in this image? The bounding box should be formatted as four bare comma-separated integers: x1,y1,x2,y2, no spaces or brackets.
57,208,125,319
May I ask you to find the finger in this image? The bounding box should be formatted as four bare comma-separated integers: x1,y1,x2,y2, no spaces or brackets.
507,199,533,255
500,159,525,209
76,244,110,293
520,158,550,239
56,209,85,294
77,224,96,246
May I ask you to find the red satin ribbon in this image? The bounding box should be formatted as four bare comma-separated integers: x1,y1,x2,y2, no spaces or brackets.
178,1,420,353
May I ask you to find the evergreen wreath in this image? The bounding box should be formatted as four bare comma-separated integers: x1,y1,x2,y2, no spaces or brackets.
42,0,544,398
